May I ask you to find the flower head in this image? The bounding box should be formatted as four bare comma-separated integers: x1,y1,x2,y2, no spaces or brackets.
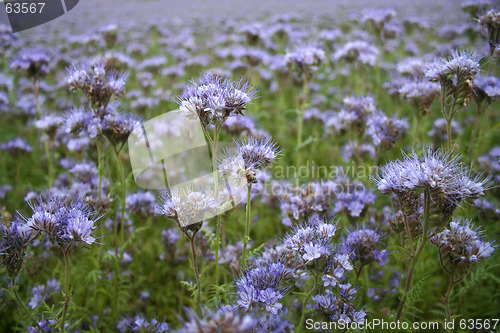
430,218,495,279
342,226,388,266
11,49,50,80
67,62,128,111
156,186,218,229
20,196,101,248
373,148,490,229
173,72,258,126
0,220,32,278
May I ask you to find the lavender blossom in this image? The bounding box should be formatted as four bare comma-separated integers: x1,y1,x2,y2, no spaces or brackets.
156,186,218,230
29,279,60,309
285,45,325,80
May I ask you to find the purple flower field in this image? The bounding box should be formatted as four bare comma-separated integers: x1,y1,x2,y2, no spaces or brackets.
0,0,499,332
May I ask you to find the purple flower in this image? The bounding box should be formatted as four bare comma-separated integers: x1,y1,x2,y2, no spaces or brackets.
11,49,50,80
430,218,495,278
20,196,101,248
0,220,32,278
67,62,128,111
173,72,259,126
1,138,33,156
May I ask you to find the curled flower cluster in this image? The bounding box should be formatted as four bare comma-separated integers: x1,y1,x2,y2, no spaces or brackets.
477,9,500,55
430,219,495,279
235,260,291,315
11,50,50,80
283,217,339,267
0,138,33,157
285,45,325,80
20,196,101,248
156,186,218,230
173,72,258,127
219,136,281,185
312,284,366,324
333,41,379,66
342,226,389,266
67,62,128,110
373,148,490,230
425,50,482,112
0,220,32,278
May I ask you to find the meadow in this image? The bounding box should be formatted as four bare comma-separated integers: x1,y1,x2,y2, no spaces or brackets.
0,1,499,332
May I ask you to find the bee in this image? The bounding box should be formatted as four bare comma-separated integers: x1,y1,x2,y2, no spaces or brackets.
237,168,257,184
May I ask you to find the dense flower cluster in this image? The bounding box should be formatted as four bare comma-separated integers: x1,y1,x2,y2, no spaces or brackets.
20,196,101,248
173,72,259,126
342,226,389,266
373,148,490,229
430,219,495,278
0,220,32,278
219,136,281,185
156,186,218,229
67,62,128,110
235,259,291,315
10,50,50,80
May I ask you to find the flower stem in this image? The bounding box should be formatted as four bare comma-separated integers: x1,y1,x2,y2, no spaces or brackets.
395,188,431,320
445,276,455,323
296,74,308,169
213,126,222,285
97,141,103,199
60,247,70,332
299,270,317,330
469,101,486,158
113,147,127,257
34,80,54,187
189,232,202,314
10,279,45,332
240,184,253,268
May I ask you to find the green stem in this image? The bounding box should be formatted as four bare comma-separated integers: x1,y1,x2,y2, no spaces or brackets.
445,276,455,324
113,147,127,257
189,232,202,314
299,270,318,330
97,141,103,199
240,184,253,268
469,101,487,158
412,112,420,148
213,126,221,285
60,247,70,332
395,189,431,320
34,80,54,187
11,280,45,332
296,74,308,169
